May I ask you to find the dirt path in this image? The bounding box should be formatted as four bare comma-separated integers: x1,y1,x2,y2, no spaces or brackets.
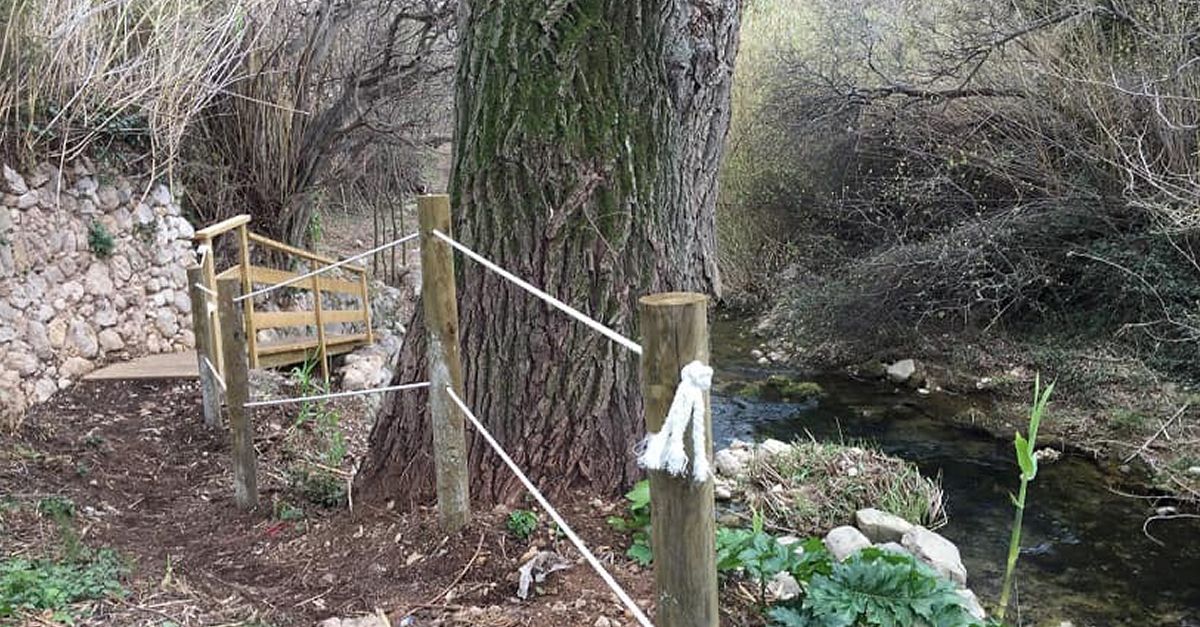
2,379,750,626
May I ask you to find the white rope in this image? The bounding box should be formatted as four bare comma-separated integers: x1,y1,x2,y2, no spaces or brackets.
194,283,216,298
235,232,419,302
431,230,643,355
637,361,712,483
444,387,654,627
202,357,226,392
244,381,431,408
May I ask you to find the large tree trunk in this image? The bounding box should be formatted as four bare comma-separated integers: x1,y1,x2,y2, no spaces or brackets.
358,0,740,504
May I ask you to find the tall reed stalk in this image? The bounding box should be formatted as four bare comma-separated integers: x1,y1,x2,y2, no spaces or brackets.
997,374,1054,621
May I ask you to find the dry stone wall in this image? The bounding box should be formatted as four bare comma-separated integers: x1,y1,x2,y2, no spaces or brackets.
0,160,196,426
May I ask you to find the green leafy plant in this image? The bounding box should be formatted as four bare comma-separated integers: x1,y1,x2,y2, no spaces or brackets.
997,375,1054,622
0,549,125,619
36,496,75,521
606,480,652,565
87,221,115,258
307,212,323,243
506,509,539,540
768,548,980,627
289,467,346,508
715,510,805,605
272,500,305,522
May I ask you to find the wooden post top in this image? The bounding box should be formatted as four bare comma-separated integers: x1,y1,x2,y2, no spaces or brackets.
639,292,708,308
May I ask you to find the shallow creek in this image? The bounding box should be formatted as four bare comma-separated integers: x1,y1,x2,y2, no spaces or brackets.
709,319,1200,626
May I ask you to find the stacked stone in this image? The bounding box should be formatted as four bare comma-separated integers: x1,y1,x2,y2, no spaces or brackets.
0,160,196,426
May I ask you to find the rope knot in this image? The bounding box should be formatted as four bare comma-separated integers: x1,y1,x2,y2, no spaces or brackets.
637,360,713,483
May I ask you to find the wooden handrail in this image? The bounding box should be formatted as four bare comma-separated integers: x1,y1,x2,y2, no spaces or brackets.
247,232,366,273
194,214,251,240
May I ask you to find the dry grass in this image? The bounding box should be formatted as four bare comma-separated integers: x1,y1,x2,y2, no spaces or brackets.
733,441,946,536
0,0,247,166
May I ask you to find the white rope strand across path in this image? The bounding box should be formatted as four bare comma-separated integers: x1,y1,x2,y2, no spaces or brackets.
444,387,655,627
245,381,431,408
431,230,643,355
235,232,419,303
203,357,226,392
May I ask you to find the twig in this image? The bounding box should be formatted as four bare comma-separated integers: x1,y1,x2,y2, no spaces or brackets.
300,458,353,476
1123,403,1189,464
430,531,486,604
1142,513,1200,546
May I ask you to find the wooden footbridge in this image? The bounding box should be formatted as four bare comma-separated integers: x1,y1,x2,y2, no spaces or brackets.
87,214,373,384
192,214,374,383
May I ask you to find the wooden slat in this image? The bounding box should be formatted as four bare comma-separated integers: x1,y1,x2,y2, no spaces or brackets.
257,332,369,356
217,264,241,280
246,265,363,296
247,232,366,273
194,214,251,240
252,308,366,330
257,340,365,369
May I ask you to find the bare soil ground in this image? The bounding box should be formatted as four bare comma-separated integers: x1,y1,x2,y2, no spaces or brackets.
1,379,762,626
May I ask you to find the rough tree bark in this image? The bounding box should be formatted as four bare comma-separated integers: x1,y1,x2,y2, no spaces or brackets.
359,0,741,503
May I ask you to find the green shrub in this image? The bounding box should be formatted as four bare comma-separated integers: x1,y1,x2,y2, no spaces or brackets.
606,480,652,565
36,496,75,520
87,221,115,258
505,509,539,540
0,549,125,619
768,548,982,626
289,468,346,508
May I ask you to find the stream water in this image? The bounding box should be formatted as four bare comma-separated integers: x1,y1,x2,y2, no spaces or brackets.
709,319,1200,626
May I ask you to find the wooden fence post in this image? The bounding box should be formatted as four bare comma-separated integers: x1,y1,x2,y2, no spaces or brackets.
188,266,221,428
218,277,258,510
419,194,471,532
639,292,717,627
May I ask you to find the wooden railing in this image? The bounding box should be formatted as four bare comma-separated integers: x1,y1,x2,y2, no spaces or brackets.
192,215,372,386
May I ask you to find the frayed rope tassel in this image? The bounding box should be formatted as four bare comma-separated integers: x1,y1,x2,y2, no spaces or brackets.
637,360,713,483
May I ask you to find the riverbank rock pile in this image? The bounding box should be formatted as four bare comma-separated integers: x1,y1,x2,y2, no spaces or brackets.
1,161,195,426
823,510,985,620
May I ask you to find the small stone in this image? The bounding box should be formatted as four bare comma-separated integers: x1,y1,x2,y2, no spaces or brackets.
3,165,27,194
96,185,119,211
59,356,95,378
902,526,967,586
85,262,114,295
47,318,67,348
4,351,38,376
758,438,791,457
824,526,871,562
1186,466,1200,477
134,203,155,225
876,541,910,556
593,618,614,627
767,571,801,601
957,589,986,620
714,481,733,500
98,329,124,352
68,321,99,357
27,321,51,358
855,508,914,543
34,378,57,402
16,192,36,209
886,359,917,384
151,184,172,206
60,280,84,302
750,349,764,360
155,310,178,337
714,447,751,477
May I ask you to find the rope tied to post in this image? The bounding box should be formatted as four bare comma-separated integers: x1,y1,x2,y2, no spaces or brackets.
637,360,713,483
